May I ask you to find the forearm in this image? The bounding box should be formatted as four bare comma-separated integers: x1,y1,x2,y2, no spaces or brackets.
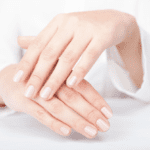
116,16,143,88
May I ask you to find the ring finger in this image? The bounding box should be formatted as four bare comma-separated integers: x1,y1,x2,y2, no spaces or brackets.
56,83,110,132
35,96,98,139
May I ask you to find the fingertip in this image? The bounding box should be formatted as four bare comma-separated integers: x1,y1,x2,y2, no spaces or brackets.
17,36,24,47
101,107,113,119
66,79,73,88
67,76,77,88
40,87,52,100
13,70,24,83
60,127,72,136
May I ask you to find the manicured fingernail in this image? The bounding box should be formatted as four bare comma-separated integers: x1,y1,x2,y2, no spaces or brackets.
68,76,77,86
96,119,110,132
101,107,113,119
13,70,24,82
60,127,70,135
40,87,51,99
25,85,34,98
84,126,97,137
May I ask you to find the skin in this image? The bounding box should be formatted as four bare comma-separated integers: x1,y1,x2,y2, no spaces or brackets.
0,63,112,139
0,8,143,139
116,21,143,89
13,9,138,101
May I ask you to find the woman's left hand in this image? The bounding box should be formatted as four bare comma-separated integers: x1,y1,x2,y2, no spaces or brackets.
13,9,135,100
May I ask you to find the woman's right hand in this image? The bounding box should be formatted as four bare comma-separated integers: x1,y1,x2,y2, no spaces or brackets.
0,64,112,139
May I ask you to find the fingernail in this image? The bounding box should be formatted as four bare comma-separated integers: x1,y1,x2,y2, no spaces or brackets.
60,127,70,135
84,126,97,137
101,107,113,119
40,87,51,99
25,85,34,98
68,76,77,86
96,119,110,132
13,70,24,82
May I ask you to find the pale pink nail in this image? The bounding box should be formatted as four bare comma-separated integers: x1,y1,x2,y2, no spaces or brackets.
13,70,24,82
25,85,34,98
68,76,77,86
101,107,113,119
96,119,110,132
40,87,51,99
84,126,97,137
60,127,70,135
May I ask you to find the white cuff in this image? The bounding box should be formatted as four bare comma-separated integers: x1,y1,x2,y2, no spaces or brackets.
106,26,150,102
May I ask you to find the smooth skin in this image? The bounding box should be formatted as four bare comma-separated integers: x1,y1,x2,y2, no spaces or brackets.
0,63,112,139
13,9,136,100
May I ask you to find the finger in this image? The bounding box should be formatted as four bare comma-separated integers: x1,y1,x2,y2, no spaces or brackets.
22,97,72,136
24,25,73,99
66,37,105,88
17,36,35,49
35,96,98,139
74,79,113,119
40,29,92,100
13,15,58,83
55,83,110,132
17,37,113,119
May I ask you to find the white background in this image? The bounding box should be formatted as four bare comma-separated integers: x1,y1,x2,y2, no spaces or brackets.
0,0,150,149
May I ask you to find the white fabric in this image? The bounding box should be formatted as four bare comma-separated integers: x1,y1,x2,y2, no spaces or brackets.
0,0,150,148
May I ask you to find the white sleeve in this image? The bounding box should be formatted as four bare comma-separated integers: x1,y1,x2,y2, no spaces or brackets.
0,0,22,117
106,25,150,102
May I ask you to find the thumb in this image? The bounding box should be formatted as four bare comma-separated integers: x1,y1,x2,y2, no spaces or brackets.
17,36,35,49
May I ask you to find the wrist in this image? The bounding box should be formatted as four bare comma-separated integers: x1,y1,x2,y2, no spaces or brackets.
116,18,143,88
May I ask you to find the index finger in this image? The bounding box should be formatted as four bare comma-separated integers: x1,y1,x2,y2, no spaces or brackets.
13,15,58,83
23,96,72,136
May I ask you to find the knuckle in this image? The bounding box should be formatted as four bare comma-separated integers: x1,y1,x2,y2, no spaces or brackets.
54,13,66,27
41,46,55,61
77,66,87,75
35,110,46,122
86,49,98,59
31,37,45,50
55,13,65,20
21,59,31,68
63,89,78,103
31,74,42,82
87,109,97,121
77,79,88,89
92,98,102,108
60,52,75,64
51,76,61,86
68,16,79,24
50,100,63,114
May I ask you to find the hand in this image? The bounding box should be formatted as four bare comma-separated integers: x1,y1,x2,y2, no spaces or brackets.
0,64,112,139
13,9,135,100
